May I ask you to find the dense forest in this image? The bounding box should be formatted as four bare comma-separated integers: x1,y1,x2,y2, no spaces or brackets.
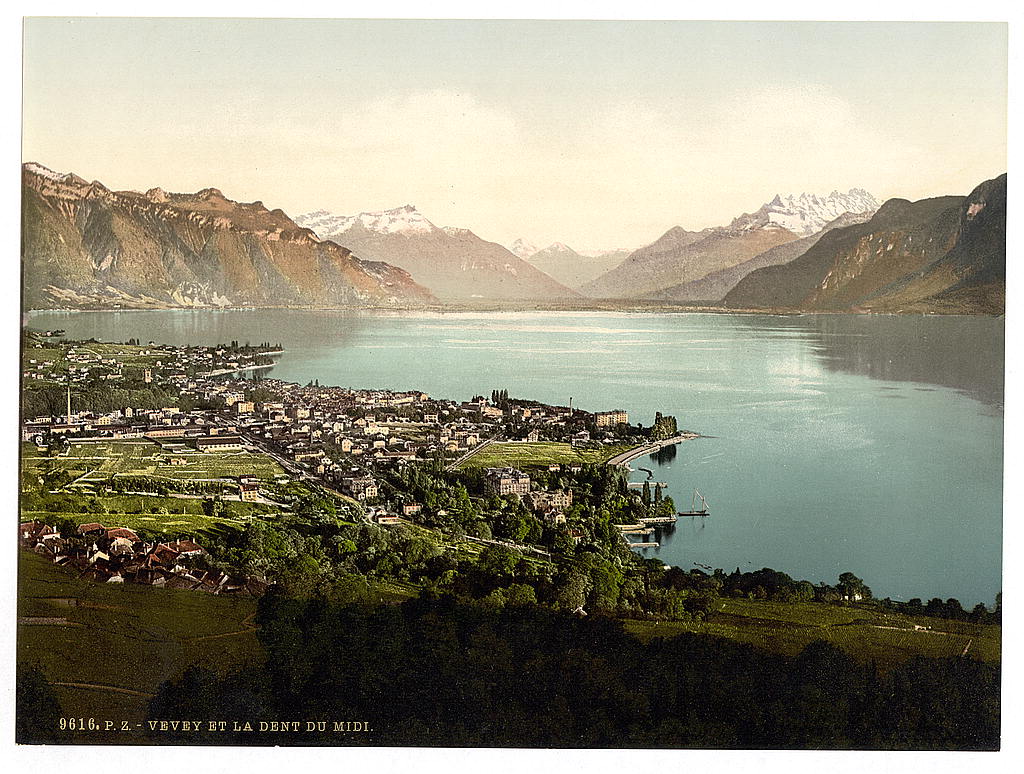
122,595,996,749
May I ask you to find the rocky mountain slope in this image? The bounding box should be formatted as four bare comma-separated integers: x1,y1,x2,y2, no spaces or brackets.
295,207,575,301
649,211,874,303
722,174,1005,314
580,189,879,299
21,163,434,309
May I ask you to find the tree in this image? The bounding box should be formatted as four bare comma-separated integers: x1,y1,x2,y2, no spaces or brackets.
477,545,519,579
505,583,538,607
16,665,69,744
683,591,717,621
837,572,869,600
201,496,225,519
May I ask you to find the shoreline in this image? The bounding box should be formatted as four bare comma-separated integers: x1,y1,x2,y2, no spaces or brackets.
605,433,700,468
23,305,1005,320
199,363,277,378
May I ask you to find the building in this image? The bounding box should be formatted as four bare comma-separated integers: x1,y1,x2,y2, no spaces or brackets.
239,481,261,501
595,409,629,427
525,489,573,512
340,476,379,501
484,467,531,496
195,435,244,452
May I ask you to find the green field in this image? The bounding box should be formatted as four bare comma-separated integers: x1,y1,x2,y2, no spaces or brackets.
20,507,260,539
457,441,634,469
23,440,286,484
18,551,262,739
624,596,1000,669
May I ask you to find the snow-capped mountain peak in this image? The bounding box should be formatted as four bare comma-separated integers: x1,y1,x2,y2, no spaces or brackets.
508,238,539,260
295,205,437,237
24,162,68,181
732,188,880,237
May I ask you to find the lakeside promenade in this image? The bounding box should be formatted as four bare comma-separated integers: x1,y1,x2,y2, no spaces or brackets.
604,433,700,468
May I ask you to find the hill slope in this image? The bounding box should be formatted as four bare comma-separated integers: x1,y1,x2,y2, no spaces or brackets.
723,174,1005,314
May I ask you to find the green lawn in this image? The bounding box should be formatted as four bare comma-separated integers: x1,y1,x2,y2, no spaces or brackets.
624,596,1000,669
18,551,262,739
458,441,634,470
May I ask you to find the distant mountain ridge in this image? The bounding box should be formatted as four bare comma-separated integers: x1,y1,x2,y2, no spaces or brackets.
723,174,1006,314
581,189,880,299
294,207,575,301
508,238,539,260
21,163,434,309
512,242,629,289
648,211,874,303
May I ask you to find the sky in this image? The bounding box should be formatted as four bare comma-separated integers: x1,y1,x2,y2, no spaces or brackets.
21,18,1008,251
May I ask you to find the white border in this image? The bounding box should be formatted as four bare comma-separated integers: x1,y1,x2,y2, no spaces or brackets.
2,4,1019,774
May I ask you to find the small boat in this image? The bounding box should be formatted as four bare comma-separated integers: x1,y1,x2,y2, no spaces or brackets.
678,489,709,517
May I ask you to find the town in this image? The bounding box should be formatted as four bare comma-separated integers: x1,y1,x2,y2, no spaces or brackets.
20,330,691,594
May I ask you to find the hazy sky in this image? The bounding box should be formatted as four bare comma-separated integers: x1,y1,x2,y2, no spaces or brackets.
22,18,1007,251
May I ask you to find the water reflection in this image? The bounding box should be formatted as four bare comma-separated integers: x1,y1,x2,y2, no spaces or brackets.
731,314,1004,411
650,443,678,465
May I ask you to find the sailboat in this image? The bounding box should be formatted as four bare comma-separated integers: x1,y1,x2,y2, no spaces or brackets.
678,489,709,517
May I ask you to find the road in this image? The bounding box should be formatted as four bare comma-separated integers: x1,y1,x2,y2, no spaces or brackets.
604,433,700,467
445,433,504,471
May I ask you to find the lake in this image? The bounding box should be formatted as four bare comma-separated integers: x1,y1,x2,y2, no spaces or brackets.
26,308,1004,605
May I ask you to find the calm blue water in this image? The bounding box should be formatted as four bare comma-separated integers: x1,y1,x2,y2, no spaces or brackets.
27,309,1004,605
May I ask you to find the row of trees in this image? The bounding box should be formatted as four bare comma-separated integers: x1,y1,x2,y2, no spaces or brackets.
881,595,1001,625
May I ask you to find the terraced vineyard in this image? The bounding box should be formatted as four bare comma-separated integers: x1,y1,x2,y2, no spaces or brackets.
23,440,286,483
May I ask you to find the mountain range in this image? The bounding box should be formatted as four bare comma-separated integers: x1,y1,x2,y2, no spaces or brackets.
21,163,1005,314
649,211,874,303
21,163,434,309
294,207,574,301
580,189,882,299
723,174,1006,314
